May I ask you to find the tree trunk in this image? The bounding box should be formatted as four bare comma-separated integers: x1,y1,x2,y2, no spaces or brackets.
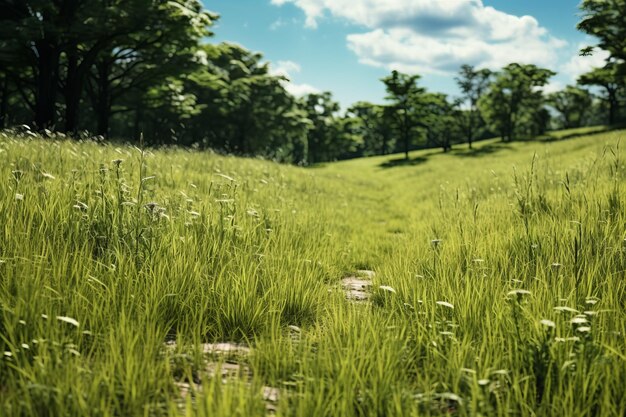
95,60,111,137
403,112,409,160
608,96,617,125
237,124,247,154
64,41,81,134
134,106,143,142
404,138,409,160
0,74,7,129
468,110,474,149
34,40,59,130
307,137,316,164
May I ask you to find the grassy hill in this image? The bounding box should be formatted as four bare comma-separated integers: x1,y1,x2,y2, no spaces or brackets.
1,129,625,416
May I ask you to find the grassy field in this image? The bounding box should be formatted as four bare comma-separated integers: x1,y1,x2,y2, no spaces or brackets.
1,129,625,416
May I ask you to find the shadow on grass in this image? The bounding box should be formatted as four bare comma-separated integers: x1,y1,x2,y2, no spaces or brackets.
451,142,513,158
379,155,429,168
537,125,622,142
379,144,513,167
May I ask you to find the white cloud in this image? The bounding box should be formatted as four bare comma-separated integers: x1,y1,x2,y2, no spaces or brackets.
270,17,299,30
542,81,565,95
561,45,610,82
269,60,320,97
271,0,567,74
285,83,320,96
271,60,302,77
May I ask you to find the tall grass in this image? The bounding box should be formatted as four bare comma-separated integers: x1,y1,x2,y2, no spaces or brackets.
1,129,625,416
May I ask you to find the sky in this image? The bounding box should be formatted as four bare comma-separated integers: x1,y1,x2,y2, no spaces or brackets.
203,0,608,108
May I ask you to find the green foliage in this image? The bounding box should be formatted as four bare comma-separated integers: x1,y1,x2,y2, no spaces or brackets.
577,0,626,126
578,64,625,125
0,0,214,131
578,0,626,68
299,92,358,164
3,0,626,166
548,86,593,129
455,65,492,148
421,93,463,153
381,71,427,159
479,64,555,142
347,102,395,156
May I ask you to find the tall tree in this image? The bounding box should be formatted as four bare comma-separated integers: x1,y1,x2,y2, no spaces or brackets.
85,7,216,137
177,43,310,161
578,0,626,70
381,70,426,160
479,63,555,142
455,65,491,149
578,64,624,125
0,1,63,129
0,0,212,133
300,92,341,164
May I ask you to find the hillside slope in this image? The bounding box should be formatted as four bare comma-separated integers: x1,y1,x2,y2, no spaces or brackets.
1,130,625,416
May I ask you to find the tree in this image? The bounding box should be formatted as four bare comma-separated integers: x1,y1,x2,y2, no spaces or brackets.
0,0,64,129
299,92,341,164
455,65,491,149
578,64,624,125
85,6,216,137
421,94,463,153
577,0,626,125
479,63,555,142
0,0,212,132
578,0,626,69
381,70,426,159
548,86,593,129
347,102,394,155
180,43,308,159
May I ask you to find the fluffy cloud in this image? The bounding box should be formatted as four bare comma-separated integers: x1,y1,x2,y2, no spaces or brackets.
561,46,610,82
271,60,302,77
270,60,320,97
542,81,565,95
285,82,320,96
271,0,567,74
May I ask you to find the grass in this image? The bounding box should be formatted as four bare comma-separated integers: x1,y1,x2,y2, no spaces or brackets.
0,128,625,416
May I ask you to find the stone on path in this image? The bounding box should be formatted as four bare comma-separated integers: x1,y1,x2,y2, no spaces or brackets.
203,342,251,356
342,276,373,301
167,340,280,414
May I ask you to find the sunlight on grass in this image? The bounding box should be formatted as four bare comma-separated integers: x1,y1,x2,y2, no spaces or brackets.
1,129,625,416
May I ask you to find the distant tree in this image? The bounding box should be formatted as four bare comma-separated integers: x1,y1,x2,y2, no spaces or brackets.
548,86,593,129
347,102,395,155
455,65,492,149
585,97,613,126
181,43,308,159
300,92,341,164
578,64,624,125
381,70,426,159
333,115,363,160
479,63,555,142
422,93,463,153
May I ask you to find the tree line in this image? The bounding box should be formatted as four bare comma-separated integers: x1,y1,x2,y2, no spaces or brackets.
0,0,624,163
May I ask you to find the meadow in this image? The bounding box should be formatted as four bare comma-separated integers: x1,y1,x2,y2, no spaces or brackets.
1,128,625,416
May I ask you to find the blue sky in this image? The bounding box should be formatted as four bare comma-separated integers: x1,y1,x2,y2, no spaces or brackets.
204,0,607,108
